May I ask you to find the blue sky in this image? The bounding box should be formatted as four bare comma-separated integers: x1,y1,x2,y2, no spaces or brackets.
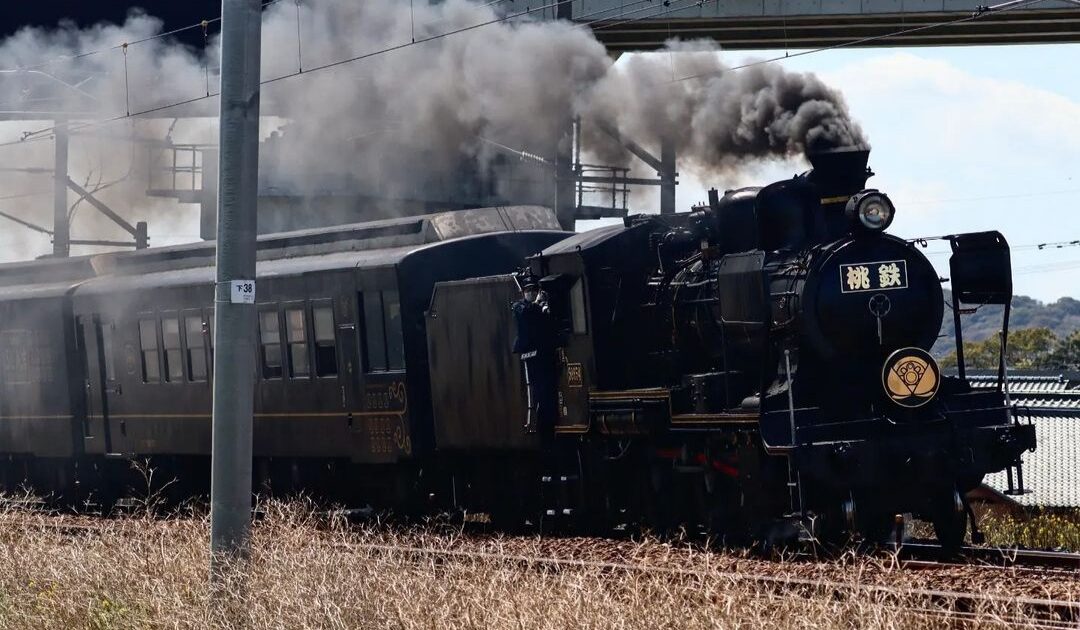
584,43,1080,304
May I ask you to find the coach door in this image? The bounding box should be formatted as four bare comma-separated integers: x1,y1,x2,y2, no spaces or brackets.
79,315,117,454
333,297,361,425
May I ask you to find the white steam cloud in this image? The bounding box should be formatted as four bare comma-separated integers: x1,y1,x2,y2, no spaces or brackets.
0,0,867,258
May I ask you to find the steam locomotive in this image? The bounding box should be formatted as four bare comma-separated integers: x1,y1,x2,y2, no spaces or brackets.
459,147,1035,547
0,148,1033,548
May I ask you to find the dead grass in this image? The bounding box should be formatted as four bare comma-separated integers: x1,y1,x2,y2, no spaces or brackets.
0,500,1074,630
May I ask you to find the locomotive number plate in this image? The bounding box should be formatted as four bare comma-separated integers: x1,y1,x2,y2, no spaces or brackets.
566,363,584,388
839,260,908,293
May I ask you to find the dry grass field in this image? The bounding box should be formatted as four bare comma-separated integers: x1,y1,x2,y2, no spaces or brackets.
0,500,1076,630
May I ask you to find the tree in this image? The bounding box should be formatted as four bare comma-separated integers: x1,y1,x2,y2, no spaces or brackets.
940,337,999,370
939,327,1062,371
1048,329,1080,370
1006,327,1058,369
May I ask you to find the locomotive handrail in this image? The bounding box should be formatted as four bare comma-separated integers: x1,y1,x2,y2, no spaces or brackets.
783,349,805,516
717,318,766,327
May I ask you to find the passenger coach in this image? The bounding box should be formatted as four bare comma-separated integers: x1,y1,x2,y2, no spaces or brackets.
0,207,566,504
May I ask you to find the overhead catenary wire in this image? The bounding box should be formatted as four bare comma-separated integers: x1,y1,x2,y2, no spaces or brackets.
0,0,1057,142
0,0,1049,153
903,187,1080,206
1013,259,1080,275
0,0,287,75
921,241,1079,262
0,0,1061,188
0,0,681,150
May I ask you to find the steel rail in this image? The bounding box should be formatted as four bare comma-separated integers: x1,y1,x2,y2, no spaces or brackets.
894,541,1080,571
5,514,1077,627
340,540,1080,626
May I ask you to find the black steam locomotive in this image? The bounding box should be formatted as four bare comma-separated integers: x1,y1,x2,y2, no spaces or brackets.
0,149,1033,548
468,148,1035,547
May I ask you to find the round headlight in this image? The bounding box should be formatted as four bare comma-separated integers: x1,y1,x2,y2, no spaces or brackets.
845,190,895,232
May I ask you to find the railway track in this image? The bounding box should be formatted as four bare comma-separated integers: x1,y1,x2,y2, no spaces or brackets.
5,512,1078,628
344,541,1080,629
893,541,1080,571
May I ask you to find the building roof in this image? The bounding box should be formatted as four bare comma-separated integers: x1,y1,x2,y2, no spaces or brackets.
1014,397,1080,412
984,415,1080,508
964,370,1080,508
964,371,1080,414
967,373,1080,395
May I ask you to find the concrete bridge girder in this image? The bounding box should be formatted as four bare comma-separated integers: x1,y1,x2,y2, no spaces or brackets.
575,1,1080,52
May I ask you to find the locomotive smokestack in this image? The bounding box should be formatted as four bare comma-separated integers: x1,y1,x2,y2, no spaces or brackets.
806,147,872,201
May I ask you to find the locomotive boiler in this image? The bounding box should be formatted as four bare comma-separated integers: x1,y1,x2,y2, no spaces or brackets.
505,147,1034,546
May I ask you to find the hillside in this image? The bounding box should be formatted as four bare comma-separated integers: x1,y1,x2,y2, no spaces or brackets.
933,291,1080,357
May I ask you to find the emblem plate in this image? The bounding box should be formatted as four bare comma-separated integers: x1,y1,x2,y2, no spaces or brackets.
881,347,940,408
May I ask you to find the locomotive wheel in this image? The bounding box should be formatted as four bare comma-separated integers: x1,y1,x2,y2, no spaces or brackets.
860,513,900,547
930,490,968,552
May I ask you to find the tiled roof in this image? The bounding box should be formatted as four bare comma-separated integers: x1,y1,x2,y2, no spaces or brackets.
964,373,1080,413
984,415,1080,508
967,374,1080,395
1014,397,1080,411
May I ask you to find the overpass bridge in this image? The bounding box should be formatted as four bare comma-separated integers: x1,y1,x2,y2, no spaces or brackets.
571,0,1080,52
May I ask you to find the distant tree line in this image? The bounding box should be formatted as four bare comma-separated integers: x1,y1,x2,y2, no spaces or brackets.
933,293,1080,360
940,327,1080,370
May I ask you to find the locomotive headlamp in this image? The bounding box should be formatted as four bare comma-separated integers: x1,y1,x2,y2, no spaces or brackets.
845,190,895,232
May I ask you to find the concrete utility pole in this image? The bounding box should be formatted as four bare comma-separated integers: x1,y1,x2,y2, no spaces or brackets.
53,119,69,257
210,0,262,567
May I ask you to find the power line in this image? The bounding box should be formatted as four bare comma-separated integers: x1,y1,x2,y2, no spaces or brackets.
0,0,288,75
922,240,1079,258
0,0,699,150
0,189,53,201
1014,259,1080,275
0,0,617,80
902,187,1080,206
1037,240,1080,250
0,0,1050,152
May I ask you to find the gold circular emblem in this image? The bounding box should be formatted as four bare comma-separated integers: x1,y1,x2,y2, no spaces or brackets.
881,347,940,408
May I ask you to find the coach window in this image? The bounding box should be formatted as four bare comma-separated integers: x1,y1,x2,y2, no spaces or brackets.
362,292,387,372
260,309,283,379
100,321,117,382
383,290,405,370
285,307,310,378
569,278,587,335
0,330,29,385
361,291,405,372
184,315,208,382
139,319,161,383
312,304,338,377
162,317,184,383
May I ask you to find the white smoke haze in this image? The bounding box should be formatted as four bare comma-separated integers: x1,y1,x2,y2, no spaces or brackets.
0,0,867,260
